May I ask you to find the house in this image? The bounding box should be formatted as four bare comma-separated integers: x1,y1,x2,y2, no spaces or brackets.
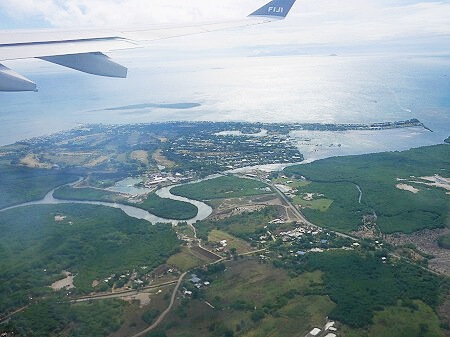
324,321,335,330
306,328,321,337
324,334,337,337
190,274,201,284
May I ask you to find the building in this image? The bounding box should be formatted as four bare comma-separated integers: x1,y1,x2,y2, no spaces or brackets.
306,328,321,337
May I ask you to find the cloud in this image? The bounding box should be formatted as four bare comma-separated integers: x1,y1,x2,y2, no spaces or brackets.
0,0,449,46
0,0,256,27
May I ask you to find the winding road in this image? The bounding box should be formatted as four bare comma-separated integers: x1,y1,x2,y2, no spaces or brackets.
130,272,187,337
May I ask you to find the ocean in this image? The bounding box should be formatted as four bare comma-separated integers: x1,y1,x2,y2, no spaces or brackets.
0,51,449,157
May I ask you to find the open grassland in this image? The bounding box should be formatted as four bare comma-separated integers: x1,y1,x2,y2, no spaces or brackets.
0,204,179,314
163,259,333,337
1,299,127,337
167,247,212,271
171,176,271,201
208,230,252,254
196,206,281,241
292,195,334,212
273,176,310,188
206,260,323,308
0,165,77,209
242,295,335,337
284,144,449,234
54,186,198,220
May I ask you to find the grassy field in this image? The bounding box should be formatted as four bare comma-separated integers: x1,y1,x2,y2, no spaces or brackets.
284,144,450,234
196,206,281,241
171,176,271,201
162,259,333,337
54,186,198,220
0,204,179,314
292,195,334,212
242,295,335,337
208,230,252,254
167,247,211,271
0,164,77,209
273,176,310,188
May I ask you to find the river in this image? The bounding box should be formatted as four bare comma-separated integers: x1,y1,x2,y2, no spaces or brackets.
0,180,212,225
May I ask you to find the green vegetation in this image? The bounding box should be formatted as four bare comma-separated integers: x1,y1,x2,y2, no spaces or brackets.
208,230,252,254
53,185,125,202
273,176,310,188
54,186,198,220
167,247,210,271
171,176,271,201
0,204,179,314
344,300,444,337
142,308,161,325
0,164,77,209
196,206,281,241
292,195,333,211
438,234,450,249
139,193,197,220
2,298,126,337
285,250,445,328
285,144,450,233
295,181,370,232
163,259,332,337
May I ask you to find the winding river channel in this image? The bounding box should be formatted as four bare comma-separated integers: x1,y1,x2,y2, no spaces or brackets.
0,179,213,225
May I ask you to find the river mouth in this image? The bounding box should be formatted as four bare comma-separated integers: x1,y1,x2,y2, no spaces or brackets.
0,178,213,225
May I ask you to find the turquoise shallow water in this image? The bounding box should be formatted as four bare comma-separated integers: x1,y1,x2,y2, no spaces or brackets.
0,54,448,148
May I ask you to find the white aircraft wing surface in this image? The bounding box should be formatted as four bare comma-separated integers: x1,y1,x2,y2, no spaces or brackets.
0,0,296,92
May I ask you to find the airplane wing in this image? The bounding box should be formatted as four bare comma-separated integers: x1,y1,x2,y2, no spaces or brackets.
0,0,296,92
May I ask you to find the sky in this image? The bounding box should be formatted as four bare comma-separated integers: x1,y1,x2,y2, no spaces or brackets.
0,0,449,50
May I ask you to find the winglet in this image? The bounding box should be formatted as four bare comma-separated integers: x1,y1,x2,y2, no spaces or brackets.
0,64,37,92
249,0,296,19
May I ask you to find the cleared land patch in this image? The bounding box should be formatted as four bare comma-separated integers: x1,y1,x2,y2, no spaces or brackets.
152,149,175,168
293,195,333,212
208,230,252,254
396,183,420,193
167,247,212,271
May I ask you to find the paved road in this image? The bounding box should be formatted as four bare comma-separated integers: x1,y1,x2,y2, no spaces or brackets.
265,177,443,276
267,181,357,241
131,272,187,337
